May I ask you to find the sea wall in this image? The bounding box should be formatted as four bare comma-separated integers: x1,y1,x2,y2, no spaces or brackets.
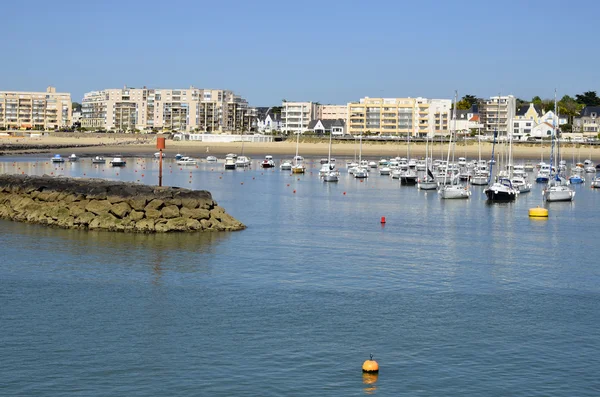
0,174,245,233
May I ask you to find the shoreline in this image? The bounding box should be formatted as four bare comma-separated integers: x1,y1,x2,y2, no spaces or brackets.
1,135,599,161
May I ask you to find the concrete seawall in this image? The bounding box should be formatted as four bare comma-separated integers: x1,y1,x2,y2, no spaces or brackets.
0,175,245,233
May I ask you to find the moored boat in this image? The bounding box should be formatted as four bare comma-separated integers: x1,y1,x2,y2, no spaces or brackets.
92,156,105,164
110,157,126,166
51,154,65,163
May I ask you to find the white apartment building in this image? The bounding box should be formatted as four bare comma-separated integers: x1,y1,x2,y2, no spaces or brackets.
346,97,452,137
81,86,254,132
478,95,516,136
0,87,72,130
281,101,318,133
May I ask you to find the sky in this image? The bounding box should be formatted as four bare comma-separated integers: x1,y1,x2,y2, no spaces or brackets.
1,0,598,106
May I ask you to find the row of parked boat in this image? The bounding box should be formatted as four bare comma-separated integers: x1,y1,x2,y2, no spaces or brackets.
51,154,126,166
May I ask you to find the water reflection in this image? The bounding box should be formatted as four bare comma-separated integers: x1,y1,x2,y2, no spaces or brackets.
362,373,378,395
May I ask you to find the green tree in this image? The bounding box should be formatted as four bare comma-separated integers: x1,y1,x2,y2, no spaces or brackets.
72,102,82,112
532,96,543,106
456,94,477,110
575,91,600,106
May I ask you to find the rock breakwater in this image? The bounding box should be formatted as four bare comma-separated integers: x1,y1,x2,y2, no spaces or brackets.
0,174,245,233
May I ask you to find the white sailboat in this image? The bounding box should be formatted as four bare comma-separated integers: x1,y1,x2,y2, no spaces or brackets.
354,134,368,178
321,131,339,182
400,129,418,185
418,128,437,190
544,90,575,202
471,127,488,185
438,91,471,199
291,119,306,174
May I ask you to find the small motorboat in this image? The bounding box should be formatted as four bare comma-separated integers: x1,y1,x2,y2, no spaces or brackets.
68,153,78,162
224,156,236,170
154,152,165,158
262,155,275,168
176,156,197,165
110,157,126,166
175,153,183,160
51,154,65,163
226,153,238,159
569,174,584,184
206,155,217,162
591,176,600,188
280,160,292,171
92,156,105,164
235,156,251,168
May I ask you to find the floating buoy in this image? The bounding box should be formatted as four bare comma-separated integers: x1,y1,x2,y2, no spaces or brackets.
380,216,386,224
343,192,346,195
362,354,379,373
287,184,290,187
241,182,244,185
293,189,296,193
529,207,548,218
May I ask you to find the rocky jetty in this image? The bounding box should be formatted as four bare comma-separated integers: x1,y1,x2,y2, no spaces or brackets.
0,174,245,233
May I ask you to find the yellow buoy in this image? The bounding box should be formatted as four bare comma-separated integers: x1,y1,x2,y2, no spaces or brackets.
362,354,379,373
529,207,548,218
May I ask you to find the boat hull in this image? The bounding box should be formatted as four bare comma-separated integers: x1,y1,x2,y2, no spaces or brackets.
484,188,517,201
544,188,575,202
438,186,471,199
400,176,418,186
418,181,438,190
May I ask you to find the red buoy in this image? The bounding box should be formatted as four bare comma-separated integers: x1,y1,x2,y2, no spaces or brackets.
381,216,386,224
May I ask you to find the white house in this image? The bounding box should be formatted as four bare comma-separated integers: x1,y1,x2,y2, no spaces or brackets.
307,119,346,135
257,112,282,133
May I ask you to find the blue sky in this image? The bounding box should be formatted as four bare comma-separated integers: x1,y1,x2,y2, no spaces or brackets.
1,0,597,105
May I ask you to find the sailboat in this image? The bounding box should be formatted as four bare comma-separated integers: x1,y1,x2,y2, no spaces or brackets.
400,128,418,185
438,91,471,199
484,95,519,201
320,131,339,182
543,90,575,202
354,134,368,178
418,124,438,190
471,126,488,185
291,120,306,174
235,133,251,168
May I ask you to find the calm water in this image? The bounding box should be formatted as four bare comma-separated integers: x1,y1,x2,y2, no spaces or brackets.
1,155,600,396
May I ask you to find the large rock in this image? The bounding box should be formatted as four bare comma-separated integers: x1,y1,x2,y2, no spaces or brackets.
110,202,131,219
145,208,161,219
128,197,147,211
161,205,180,219
85,199,112,215
144,199,164,211
180,207,210,220
89,213,119,230
135,219,155,232
128,209,144,222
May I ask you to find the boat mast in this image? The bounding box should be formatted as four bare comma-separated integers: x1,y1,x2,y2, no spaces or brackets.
549,89,556,181
294,105,301,166
444,91,458,186
327,127,332,163
488,94,500,184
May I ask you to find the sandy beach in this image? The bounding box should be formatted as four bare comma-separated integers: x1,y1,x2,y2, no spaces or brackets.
1,134,599,161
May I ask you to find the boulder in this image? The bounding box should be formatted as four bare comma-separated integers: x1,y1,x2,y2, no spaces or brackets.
186,218,202,231
181,207,210,220
128,197,147,211
85,199,112,215
110,201,131,219
144,199,164,211
165,217,188,231
128,209,144,222
145,208,161,219
135,219,155,232
89,213,119,230
76,212,96,226
161,205,180,219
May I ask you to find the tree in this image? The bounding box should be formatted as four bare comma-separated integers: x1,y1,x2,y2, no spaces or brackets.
72,102,82,112
532,96,543,106
575,91,600,106
456,94,477,110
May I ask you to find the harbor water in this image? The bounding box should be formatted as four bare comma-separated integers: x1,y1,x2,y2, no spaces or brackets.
1,156,599,396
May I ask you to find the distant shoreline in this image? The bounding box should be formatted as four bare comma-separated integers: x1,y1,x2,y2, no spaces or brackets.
1,135,599,161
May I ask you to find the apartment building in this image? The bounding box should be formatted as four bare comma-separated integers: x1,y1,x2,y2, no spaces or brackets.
81,86,254,132
0,87,71,130
346,97,452,137
281,101,318,133
478,95,516,136
317,104,348,121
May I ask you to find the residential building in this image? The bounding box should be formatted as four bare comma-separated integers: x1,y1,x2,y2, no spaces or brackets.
81,86,255,132
317,104,348,121
512,103,541,140
453,105,482,135
346,97,452,137
0,86,72,130
307,119,346,135
478,95,516,136
281,101,318,133
257,108,283,133
571,106,600,137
